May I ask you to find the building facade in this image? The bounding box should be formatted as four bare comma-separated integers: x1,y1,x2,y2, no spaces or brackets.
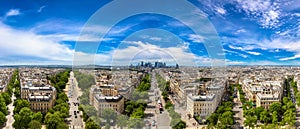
186,94,217,117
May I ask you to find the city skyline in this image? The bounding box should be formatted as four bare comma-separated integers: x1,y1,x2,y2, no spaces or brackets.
0,0,299,66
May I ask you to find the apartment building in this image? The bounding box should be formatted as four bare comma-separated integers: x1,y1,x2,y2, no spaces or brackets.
28,92,55,113
19,68,60,112
186,93,217,117
256,92,280,109
242,78,283,103
0,68,14,92
90,85,125,115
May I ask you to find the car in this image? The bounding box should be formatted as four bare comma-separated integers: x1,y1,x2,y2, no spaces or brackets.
75,115,77,118
152,120,156,126
77,111,79,113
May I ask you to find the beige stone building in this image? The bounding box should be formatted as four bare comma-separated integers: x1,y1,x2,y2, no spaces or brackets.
256,90,281,109
186,94,217,117
28,92,55,113
19,68,59,113
242,79,283,103
0,68,14,92
90,85,124,116
93,94,124,116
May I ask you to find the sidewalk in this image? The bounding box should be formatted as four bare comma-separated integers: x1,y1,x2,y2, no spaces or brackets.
4,88,16,129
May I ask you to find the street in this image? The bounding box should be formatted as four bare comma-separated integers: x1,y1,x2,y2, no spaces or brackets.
67,71,84,129
233,97,244,129
143,71,171,129
4,88,16,129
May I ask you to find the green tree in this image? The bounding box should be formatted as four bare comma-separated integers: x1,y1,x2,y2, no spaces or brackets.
83,105,98,117
32,112,43,123
260,124,280,129
125,104,134,115
245,116,257,128
286,101,295,111
272,111,278,124
0,111,7,127
45,112,65,129
128,118,144,129
260,110,270,123
283,97,290,105
104,124,111,129
244,108,255,117
283,109,296,126
170,118,181,127
206,113,218,126
0,92,12,105
173,120,186,129
14,87,21,99
269,102,282,115
296,92,300,106
58,92,69,102
219,111,234,127
0,101,7,115
85,118,101,129
56,122,68,129
80,97,89,105
13,99,30,114
13,114,22,129
13,107,33,129
29,120,42,129
131,107,145,118
101,108,116,123
57,81,66,90
254,107,264,120
116,115,128,129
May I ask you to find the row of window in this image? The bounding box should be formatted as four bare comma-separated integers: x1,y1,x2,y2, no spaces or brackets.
194,103,213,106
30,103,49,106
260,102,277,105
99,104,118,108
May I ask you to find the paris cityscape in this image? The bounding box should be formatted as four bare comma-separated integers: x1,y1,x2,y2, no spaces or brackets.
0,0,300,129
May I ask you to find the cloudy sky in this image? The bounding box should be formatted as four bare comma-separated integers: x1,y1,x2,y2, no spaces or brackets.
0,0,299,66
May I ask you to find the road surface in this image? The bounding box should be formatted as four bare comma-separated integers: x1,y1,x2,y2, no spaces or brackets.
4,88,16,129
68,71,84,129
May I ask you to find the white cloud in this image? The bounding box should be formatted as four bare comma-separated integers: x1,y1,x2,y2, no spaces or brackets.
30,20,110,42
293,13,300,17
215,7,226,15
247,51,261,55
257,39,300,60
5,9,20,17
228,45,261,55
188,34,204,43
38,6,46,13
149,37,162,41
228,45,255,51
240,54,248,58
235,0,282,28
228,45,244,51
0,22,73,63
223,49,248,58
235,29,246,34
279,55,300,61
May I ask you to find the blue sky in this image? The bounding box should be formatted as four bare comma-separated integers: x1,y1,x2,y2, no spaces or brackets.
0,0,299,66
